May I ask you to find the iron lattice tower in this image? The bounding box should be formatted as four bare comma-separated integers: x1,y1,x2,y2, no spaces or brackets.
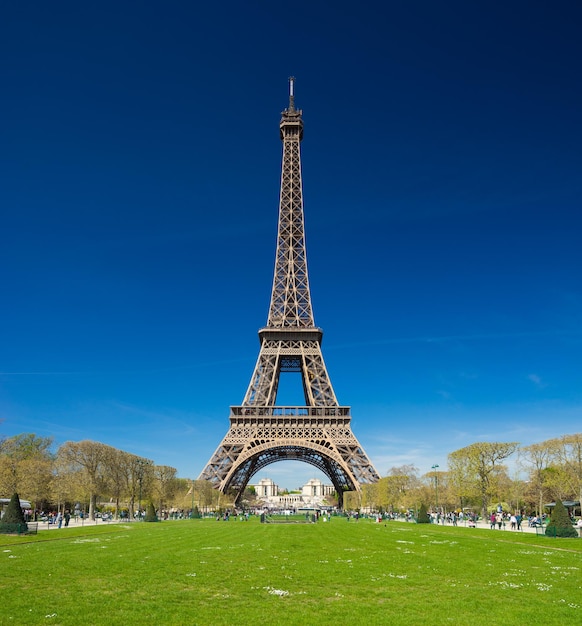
199,79,380,506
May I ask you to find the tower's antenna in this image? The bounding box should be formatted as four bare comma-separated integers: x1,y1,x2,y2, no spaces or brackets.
288,76,295,112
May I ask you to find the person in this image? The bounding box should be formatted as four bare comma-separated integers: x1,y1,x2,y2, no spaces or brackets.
57,512,63,529
516,513,522,530
510,514,517,530
64,511,71,527
496,512,503,529
490,512,496,529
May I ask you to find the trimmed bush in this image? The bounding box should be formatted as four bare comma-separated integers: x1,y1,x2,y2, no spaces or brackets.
0,492,28,533
416,503,430,524
545,499,578,538
144,502,158,522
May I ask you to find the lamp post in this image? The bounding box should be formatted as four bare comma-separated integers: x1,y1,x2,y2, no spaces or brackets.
431,464,439,514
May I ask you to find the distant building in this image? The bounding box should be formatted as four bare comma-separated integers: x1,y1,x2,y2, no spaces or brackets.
251,478,335,508
302,478,335,498
255,478,279,498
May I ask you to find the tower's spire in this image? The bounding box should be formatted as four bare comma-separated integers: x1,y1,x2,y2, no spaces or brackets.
288,75,295,112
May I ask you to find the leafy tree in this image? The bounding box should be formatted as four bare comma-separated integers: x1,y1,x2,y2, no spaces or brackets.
545,499,578,538
343,490,361,512
0,492,27,530
192,479,217,514
57,441,111,520
416,502,430,524
448,442,519,519
361,482,378,510
553,434,582,508
373,465,421,512
519,441,556,516
0,434,54,506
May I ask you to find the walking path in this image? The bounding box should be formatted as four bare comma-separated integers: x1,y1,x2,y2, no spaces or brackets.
437,518,544,534
36,515,552,534
36,517,130,531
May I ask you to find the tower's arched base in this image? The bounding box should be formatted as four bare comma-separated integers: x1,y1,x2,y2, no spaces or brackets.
199,407,380,507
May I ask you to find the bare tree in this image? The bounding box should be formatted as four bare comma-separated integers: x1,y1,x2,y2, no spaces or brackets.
152,465,178,515
124,455,154,518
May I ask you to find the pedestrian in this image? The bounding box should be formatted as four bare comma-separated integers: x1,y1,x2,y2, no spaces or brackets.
57,512,63,529
64,510,71,527
490,512,496,529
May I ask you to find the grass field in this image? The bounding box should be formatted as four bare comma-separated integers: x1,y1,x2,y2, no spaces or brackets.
1,517,581,624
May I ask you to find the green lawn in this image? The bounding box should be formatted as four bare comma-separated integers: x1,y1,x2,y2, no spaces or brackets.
1,518,580,624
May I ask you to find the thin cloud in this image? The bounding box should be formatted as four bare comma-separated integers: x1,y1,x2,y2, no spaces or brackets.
324,329,581,352
528,373,547,388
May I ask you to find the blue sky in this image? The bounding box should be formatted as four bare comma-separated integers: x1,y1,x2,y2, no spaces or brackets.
1,1,581,490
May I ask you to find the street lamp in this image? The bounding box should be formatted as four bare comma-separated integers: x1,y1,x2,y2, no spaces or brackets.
431,464,439,514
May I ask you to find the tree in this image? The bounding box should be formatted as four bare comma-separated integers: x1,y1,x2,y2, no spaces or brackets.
361,482,378,511
553,434,582,508
125,456,154,518
374,465,421,513
448,442,519,519
104,448,125,519
519,441,556,516
546,499,578,538
0,434,54,508
152,465,178,514
343,490,361,512
57,441,111,520
194,479,219,513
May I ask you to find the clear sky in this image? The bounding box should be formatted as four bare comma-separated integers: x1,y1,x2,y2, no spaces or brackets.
2,1,581,490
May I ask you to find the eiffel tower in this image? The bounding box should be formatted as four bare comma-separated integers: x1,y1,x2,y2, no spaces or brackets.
199,78,380,506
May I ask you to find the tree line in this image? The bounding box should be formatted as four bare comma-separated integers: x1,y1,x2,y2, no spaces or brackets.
351,435,582,518
0,434,220,520
2,432,581,519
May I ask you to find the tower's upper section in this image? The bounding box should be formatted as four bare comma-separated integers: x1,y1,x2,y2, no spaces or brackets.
279,76,304,140
266,77,315,329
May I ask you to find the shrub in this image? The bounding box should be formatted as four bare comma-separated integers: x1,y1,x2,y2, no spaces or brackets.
144,502,158,522
417,503,430,524
0,492,28,532
545,499,577,538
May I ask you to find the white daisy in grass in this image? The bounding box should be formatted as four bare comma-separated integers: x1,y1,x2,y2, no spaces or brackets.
265,587,289,597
